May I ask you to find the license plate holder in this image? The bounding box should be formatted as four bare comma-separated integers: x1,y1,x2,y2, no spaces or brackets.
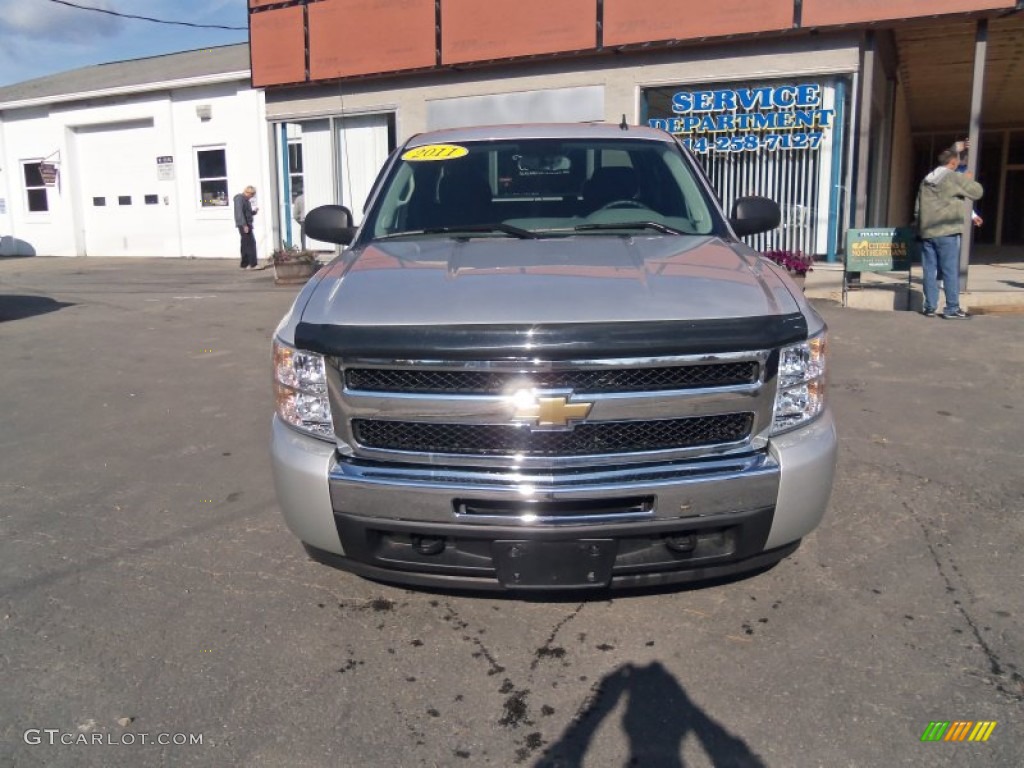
493,539,616,589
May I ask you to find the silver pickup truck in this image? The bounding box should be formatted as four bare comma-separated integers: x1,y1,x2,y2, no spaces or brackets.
270,123,837,591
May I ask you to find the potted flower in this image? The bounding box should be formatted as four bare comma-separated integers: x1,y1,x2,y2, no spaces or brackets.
272,246,320,285
760,249,814,286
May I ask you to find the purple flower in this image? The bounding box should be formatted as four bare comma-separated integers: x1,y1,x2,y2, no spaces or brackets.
760,250,814,275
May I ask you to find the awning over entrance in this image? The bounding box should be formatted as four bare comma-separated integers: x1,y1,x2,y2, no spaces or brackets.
895,13,1024,248
896,13,1024,130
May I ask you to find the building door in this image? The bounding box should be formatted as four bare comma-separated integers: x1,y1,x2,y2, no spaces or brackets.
275,114,394,250
277,122,310,249
1000,130,1024,246
1001,169,1024,245
336,114,393,224
74,120,174,256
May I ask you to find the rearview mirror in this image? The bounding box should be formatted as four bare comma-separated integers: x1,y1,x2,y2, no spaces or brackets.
729,196,781,238
303,205,355,245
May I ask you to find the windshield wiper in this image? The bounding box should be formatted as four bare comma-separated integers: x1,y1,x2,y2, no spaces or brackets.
573,221,689,236
377,223,540,240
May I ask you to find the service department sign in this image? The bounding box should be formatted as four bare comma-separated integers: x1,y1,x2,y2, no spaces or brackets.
649,83,835,155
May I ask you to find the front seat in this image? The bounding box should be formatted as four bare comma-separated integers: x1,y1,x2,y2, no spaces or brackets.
580,166,639,214
436,166,493,227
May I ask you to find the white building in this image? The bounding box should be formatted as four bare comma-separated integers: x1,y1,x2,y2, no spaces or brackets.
0,44,273,259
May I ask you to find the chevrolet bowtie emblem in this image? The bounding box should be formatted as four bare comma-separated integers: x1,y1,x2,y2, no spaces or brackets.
512,395,593,428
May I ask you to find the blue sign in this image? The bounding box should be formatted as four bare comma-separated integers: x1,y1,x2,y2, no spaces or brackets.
649,83,836,155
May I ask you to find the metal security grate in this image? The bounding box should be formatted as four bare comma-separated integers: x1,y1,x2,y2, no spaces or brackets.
345,362,758,394
699,105,831,256
352,414,753,456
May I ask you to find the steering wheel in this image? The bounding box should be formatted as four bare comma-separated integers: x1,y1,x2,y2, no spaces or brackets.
597,199,649,211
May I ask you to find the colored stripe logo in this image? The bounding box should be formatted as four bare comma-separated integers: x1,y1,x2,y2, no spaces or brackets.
921,721,997,742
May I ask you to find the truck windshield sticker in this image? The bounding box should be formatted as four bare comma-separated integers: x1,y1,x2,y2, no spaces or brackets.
402,144,469,161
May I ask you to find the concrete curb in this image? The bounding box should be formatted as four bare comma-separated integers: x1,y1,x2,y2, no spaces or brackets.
802,260,1024,312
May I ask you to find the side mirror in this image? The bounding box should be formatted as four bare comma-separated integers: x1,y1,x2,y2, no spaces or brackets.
729,196,781,238
303,205,355,245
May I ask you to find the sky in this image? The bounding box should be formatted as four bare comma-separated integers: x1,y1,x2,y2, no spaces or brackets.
0,0,249,87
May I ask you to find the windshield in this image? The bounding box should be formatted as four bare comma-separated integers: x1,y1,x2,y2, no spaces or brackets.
360,137,724,241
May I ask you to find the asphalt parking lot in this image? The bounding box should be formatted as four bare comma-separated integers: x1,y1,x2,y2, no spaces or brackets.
1,256,1022,768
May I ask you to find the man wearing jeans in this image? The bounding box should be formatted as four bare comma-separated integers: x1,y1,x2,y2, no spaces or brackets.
233,185,259,269
914,149,983,318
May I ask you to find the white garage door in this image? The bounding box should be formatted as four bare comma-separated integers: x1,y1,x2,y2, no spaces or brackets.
74,120,174,256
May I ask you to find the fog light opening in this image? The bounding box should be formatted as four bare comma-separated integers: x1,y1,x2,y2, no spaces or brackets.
412,535,446,556
664,534,697,553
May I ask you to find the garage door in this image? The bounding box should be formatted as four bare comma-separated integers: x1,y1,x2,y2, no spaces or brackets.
74,120,175,256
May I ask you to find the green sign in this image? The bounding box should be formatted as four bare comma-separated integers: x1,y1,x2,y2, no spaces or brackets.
845,228,915,272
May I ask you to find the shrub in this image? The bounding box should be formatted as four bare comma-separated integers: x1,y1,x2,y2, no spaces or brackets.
271,247,318,265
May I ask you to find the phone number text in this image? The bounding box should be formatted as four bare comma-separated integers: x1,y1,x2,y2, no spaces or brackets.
682,132,825,154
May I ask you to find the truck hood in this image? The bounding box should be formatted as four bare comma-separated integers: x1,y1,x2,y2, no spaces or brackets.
299,235,800,327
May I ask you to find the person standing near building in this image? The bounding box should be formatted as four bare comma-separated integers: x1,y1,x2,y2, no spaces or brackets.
953,139,984,228
914,149,983,319
234,185,259,269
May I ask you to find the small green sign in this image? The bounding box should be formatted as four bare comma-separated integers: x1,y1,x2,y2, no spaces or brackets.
845,228,915,272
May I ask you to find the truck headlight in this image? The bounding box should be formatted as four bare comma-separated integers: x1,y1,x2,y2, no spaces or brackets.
273,338,333,440
771,332,827,435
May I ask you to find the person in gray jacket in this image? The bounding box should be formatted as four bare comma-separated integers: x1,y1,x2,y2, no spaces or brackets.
914,149,983,318
233,185,259,269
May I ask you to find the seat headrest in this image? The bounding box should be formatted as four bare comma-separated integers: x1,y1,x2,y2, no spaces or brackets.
437,167,491,205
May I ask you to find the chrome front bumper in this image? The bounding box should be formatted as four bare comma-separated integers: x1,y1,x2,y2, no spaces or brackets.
328,451,781,525
272,411,837,589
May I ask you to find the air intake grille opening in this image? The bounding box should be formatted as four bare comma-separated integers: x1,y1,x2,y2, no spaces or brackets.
352,414,753,456
455,497,655,519
345,362,758,394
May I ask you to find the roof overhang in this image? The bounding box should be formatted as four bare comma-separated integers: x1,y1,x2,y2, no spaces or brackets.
0,70,252,112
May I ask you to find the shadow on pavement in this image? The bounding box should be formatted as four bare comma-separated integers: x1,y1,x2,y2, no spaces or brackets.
970,244,1024,265
538,661,767,767
0,294,75,322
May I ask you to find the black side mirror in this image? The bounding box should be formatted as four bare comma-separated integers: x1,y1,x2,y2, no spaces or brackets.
303,205,356,245
729,196,781,238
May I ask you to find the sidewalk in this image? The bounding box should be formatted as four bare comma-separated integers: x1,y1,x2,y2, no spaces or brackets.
803,246,1024,314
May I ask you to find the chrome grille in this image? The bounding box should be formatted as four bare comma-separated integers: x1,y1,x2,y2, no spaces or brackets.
345,362,758,394
352,414,753,457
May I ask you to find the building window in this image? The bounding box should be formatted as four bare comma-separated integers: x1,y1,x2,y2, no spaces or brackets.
93,197,106,206
288,139,304,200
196,147,228,207
23,162,49,212
119,196,132,206
644,79,844,256
144,194,158,205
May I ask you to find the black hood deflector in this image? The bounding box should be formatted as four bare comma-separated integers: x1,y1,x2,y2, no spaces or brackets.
294,314,808,361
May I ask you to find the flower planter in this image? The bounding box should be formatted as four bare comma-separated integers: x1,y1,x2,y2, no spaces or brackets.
273,261,319,285
760,250,812,293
